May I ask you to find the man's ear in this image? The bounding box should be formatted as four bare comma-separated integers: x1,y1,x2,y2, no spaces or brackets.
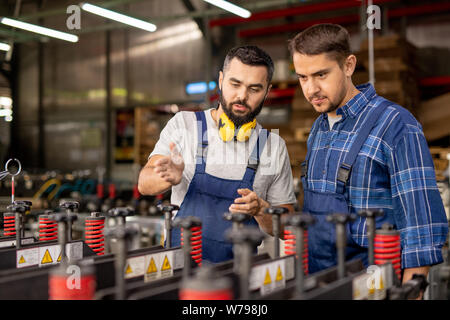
345,54,357,77
266,84,272,97
219,70,224,89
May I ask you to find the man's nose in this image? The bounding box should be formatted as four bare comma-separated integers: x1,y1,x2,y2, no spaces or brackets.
306,79,320,98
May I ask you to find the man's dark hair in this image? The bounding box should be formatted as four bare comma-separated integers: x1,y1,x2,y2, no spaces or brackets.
288,24,351,67
223,45,274,83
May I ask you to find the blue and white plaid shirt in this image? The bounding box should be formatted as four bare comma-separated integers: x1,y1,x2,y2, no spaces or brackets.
304,83,449,269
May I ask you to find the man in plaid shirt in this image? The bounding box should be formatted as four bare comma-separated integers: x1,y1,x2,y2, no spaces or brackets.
289,23,448,285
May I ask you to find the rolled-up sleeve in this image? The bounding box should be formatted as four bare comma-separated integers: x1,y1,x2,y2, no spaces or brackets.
389,128,449,269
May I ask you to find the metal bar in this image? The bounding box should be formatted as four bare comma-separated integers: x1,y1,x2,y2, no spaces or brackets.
368,0,375,85
203,16,212,107
37,23,45,169
105,29,112,182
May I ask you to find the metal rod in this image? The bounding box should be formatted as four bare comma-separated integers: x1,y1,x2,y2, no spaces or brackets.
57,221,67,263
115,234,126,300
336,223,346,280
367,216,375,266
239,243,252,300
368,0,375,85
164,211,171,248
105,29,112,182
15,211,21,249
182,228,192,279
295,227,305,294
273,215,280,258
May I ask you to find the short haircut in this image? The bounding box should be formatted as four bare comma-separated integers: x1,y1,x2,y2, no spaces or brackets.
288,24,351,66
223,45,274,83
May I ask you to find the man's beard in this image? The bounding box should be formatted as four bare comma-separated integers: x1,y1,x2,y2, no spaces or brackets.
219,88,265,127
309,86,346,115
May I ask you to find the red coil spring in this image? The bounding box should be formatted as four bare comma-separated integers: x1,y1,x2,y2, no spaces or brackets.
179,288,233,300
283,228,308,275
39,215,58,241
181,226,203,267
49,274,96,300
374,229,401,280
3,213,16,236
85,216,105,256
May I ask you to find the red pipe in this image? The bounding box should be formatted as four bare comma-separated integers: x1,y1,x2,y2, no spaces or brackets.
388,2,450,18
210,0,397,28
419,76,450,87
240,14,359,38
239,1,450,38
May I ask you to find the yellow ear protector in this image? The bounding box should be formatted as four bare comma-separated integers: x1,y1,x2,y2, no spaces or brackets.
218,112,256,142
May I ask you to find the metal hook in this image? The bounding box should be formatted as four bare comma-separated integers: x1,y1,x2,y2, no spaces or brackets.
5,158,22,176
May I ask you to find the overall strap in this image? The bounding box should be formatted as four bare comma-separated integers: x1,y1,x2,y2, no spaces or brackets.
242,128,270,183
301,119,321,183
195,111,208,173
336,100,391,194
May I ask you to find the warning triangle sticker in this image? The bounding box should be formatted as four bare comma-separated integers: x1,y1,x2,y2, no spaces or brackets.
125,264,133,274
147,257,157,274
275,266,283,282
379,275,384,290
19,255,26,264
263,269,272,285
41,249,53,264
57,253,62,262
161,255,171,271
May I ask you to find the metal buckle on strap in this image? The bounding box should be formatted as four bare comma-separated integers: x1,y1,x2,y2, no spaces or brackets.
196,143,208,158
247,162,259,171
337,163,352,184
300,161,308,178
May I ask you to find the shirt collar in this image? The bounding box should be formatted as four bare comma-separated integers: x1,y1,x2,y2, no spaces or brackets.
335,83,377,119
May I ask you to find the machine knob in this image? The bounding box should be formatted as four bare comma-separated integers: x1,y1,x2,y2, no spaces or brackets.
59,201,80,211
172,216,202,230
326,213,357,225
107,207,135,217
6,204,28,214
160,205,180,213
223,212,252,224
357,209,384,219
283,213,316,229
225,226,265,246
264,206,289,216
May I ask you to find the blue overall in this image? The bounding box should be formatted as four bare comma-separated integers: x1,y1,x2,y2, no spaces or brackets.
170,111,269,263
301,101,389,274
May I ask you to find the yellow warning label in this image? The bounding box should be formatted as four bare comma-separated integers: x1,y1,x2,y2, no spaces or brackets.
19,256,26,264
41,249,53,264
57,253,62,262
161,255,171,271
147,257,157,274
275,266,283,282
125,264,133,274
379,275,384,290
263,269,272,285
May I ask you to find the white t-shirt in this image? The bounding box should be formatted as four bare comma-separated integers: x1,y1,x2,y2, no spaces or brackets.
149,108,297,210
327,114,342,130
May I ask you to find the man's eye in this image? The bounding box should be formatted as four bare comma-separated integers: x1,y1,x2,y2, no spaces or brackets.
318,73,326,78
249,88,260,93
